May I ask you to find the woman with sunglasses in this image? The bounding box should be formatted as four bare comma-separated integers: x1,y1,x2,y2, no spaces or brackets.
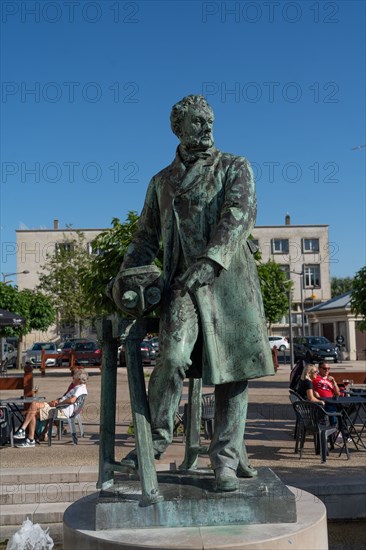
297,365,325,405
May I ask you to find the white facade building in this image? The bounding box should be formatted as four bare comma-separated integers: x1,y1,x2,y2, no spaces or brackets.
16,216,331,345
252,214,331,337
16,220,104,348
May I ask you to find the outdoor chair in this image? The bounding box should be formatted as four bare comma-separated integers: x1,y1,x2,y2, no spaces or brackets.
173,403,188,438
289,389,304,446
292,401,346,463
201,393,215,440
47,394,86,446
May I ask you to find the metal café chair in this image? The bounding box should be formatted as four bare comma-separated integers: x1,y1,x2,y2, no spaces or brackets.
288,389,304,449
47,394,86,446
201,393,215,440
292,401,348,463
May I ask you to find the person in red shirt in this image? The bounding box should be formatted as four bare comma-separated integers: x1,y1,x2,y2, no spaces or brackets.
312,362,340,398
312,362,340,425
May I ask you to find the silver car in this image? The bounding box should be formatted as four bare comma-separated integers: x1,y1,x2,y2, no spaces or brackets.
25,342,58,367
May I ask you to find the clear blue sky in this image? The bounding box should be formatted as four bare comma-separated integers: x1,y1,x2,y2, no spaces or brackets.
1,0,365,280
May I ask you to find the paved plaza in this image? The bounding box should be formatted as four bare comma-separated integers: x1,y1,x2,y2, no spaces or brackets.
1,361,365,548
1,362,365,477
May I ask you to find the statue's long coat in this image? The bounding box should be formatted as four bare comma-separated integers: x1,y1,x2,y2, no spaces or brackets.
121,147,274,384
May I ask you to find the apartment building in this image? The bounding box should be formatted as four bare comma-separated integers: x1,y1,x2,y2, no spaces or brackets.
252,214,331,336
16,220,104,347
16,215,331,344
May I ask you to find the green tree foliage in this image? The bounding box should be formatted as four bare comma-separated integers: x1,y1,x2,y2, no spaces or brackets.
257,261,293,328
331,276,354,297
37,231,96,335
0,283,55,367
350,266,366,331
0,284,55,338
80,212,142,314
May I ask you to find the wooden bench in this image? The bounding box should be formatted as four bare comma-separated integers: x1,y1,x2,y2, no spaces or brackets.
0,365,34,408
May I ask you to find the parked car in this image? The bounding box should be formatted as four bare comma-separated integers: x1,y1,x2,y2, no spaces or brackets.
292,336,338,363
140,339,157,363
118,339,157,366
25,342,58,367
2,342,17,368
268,336,289,352
73,341,102,367
58,339,95,364
150,336,159,355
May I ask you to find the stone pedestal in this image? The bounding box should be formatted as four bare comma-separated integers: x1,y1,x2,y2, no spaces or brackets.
95,468,296,528
64,480,329,549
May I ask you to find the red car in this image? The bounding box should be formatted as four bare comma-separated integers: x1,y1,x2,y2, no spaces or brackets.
73,341,102,367
59,339,102,367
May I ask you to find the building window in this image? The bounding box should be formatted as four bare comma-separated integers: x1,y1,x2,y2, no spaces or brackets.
55,242,74,254
303,238,319,253
279,265,290,279
87,241,104,255
304,265,320,288
271,239,289,254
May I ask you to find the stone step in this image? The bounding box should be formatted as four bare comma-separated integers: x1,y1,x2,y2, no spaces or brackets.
0,503,68,546
0,466,99,545
0,501,71,527
0,465,98,485
0,480,97,505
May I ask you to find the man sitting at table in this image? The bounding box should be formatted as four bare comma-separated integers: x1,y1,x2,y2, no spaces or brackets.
312,361,340,425
13,369,88,448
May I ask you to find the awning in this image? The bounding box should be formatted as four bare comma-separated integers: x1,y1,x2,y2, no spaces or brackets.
0,309,26,327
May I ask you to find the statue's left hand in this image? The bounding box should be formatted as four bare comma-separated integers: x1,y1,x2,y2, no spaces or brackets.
175,259,219,295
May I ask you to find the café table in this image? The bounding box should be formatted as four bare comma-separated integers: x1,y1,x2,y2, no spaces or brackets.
323,396,366,455
0,396,46,447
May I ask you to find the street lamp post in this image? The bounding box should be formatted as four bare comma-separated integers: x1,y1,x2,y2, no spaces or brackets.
287,290,294,369
290,270,305,337
2,270,30,283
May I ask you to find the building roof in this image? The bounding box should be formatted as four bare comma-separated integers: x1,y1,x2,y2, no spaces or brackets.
307,291,352,312
254,224,328,228
16,228,107,233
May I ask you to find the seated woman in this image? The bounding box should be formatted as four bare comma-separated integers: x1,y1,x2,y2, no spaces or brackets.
13,369,88,448
297,365,325,405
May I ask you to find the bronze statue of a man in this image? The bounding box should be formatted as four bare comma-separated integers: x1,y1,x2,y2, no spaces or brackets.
114,95,274,491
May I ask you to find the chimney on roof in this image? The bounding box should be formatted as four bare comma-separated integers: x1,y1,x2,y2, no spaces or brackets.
53,219,59,230
285,213,290,225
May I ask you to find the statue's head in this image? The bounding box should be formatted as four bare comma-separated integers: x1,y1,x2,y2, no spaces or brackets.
170,95,214,151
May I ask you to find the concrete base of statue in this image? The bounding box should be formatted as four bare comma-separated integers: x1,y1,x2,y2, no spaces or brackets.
63,469,329,549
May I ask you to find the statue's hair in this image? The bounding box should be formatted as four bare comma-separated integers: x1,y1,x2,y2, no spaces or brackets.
170,95,213,137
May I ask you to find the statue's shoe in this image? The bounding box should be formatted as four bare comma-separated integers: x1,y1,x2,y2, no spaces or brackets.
237,462,258,478
214,467,239,492
120,449,162,472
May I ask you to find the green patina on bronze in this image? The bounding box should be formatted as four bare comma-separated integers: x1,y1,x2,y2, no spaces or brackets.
112,95,274,493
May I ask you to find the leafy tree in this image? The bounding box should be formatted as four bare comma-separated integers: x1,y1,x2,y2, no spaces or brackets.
37,231,97,336
331,276,354,297
257,261,293,328
80,212,143,315
0,283,55,368
81,222,290,327
350,266,366,331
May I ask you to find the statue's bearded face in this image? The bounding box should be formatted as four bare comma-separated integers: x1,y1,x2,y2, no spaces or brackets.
179,107,214,151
